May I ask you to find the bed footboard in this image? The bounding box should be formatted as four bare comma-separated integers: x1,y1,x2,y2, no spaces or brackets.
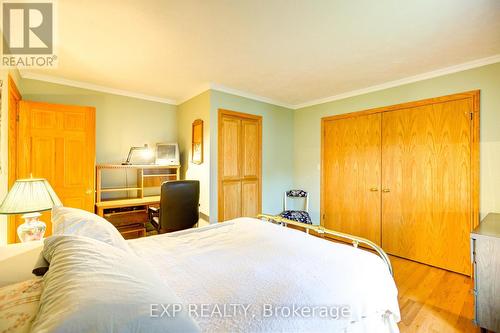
258,214,393,276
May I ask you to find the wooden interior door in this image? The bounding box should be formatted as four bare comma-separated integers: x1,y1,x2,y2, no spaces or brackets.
17,101,96,239
381,99,473,275
322,113,382,245
218,110,262,221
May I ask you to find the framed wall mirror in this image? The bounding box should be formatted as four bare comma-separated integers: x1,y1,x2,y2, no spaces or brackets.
192,119,203,164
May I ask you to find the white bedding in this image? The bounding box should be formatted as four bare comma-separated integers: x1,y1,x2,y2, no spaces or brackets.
129,218,400,333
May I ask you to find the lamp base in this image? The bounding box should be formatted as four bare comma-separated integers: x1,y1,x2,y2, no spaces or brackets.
17,212,46,243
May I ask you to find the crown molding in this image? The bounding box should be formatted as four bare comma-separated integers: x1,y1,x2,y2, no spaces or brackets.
209,83,295,109
18,53,500,109
19,71,177,105
293,54,500,109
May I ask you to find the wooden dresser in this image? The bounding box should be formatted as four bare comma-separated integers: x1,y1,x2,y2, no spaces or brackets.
471,213,500,332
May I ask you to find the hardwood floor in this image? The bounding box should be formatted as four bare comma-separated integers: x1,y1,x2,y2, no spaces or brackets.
392,255,479,333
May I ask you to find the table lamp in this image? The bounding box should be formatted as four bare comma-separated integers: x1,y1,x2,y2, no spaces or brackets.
0,178,62,242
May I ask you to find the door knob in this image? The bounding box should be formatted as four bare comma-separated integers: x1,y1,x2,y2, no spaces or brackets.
370,187,379,192
85,189,93,195
382,189,391,193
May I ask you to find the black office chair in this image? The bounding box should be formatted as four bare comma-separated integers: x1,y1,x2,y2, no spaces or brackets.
149,180,200,233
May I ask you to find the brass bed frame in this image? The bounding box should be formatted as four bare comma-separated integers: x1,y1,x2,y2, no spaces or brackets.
258,214,393,276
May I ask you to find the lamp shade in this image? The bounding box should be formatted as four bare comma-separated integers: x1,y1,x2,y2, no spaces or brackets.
0,178,62,215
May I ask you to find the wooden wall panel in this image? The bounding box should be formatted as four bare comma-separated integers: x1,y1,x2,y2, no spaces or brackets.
381,99,472,274
322,113,382,245
241,180,259,218
222,181,241,221
221,117,241,179
31,137,56,182
241,120,259,178
63,139,85,186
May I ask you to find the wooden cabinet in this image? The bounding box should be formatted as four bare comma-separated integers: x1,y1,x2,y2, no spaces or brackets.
321,91,479,275
471,213,500,332
218,110,262,222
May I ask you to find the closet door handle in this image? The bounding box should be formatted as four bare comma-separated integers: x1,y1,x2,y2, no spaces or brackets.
382,189,391,193
370,187,379,192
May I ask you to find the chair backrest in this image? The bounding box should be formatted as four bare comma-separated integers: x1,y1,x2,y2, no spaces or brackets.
283,189,309,211
158,180,200,233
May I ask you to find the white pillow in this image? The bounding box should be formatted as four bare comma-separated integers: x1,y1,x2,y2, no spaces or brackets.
0,278,42,333
31,235,200,333
51,206,131,253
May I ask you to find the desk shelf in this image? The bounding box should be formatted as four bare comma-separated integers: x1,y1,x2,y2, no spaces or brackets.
95,164,180,240
95,164,180,203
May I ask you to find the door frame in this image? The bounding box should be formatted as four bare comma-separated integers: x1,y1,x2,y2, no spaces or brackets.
320,90,480,231
11,100,96,242
7,75,22,244
217,109,262,222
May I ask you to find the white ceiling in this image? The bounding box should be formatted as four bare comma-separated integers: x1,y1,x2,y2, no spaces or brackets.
23,0,500,108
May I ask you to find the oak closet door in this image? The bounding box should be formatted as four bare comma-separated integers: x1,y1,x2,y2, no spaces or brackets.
322,113,381,245
381,99,472,275
218,111,262,222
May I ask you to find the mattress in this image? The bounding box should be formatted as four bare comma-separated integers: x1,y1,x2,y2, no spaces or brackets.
128,218,400,333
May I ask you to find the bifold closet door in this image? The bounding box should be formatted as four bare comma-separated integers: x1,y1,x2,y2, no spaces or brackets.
218,111,262,222
381,100,472,275
322,113,381,245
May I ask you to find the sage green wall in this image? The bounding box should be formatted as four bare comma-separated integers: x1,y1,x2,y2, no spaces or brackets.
294,62,500,223
177,91,211,216
4,62,498,239
209,90,295,221
20,78,177,197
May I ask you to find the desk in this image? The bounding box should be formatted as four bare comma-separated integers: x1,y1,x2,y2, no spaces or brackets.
95,164,180,239
95,196,160,239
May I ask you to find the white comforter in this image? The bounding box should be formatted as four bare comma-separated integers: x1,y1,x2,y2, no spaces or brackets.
129,218,400,333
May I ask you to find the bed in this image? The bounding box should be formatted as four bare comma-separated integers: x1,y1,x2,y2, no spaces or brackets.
0,208,400,333
128,217,400,332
